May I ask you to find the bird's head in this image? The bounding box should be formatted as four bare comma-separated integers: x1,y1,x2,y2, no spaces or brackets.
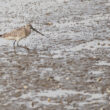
25,24,44,36
26,24,33,29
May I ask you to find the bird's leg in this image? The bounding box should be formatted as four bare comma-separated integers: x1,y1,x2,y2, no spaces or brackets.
17,40,20,47
23,45,30,53
17,39,29,53
13,40,16,54
31,26,44,36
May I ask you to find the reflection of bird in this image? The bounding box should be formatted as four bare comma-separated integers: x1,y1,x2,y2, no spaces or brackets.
0,24,44,54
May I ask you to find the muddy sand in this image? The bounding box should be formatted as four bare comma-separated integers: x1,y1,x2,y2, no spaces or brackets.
0,0,110,110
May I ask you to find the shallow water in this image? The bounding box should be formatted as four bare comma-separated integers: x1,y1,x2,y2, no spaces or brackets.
0,0,110,110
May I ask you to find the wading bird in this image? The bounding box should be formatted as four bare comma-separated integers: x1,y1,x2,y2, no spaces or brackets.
0,24,44,54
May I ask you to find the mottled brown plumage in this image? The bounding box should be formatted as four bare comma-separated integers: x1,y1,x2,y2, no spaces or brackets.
0,24,44,54
1,24,31,41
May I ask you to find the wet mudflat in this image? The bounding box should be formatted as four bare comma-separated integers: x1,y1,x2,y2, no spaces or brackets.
0,0,110,110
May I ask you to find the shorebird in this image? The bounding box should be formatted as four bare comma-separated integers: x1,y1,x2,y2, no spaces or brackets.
0,24,44,54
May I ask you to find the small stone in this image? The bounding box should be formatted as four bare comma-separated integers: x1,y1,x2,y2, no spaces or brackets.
48,98,51,102
90,46,94,48
66,77,70,80
100,108,103,110
44,22,53,25
101,43,105,46
64,0,68,3
32,102,34,107
98,42,100,45
100,107,103,110
14,91,21,97
106,88,110,93
72,82,76,84
97,77,102,82
45,12,51,15
47,76,54,81
23,85,28,89
57,85,61,88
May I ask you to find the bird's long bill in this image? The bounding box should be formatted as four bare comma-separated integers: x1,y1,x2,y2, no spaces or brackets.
31,27,44,36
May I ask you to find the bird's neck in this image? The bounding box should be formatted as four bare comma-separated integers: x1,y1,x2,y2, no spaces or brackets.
25,26,31,36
